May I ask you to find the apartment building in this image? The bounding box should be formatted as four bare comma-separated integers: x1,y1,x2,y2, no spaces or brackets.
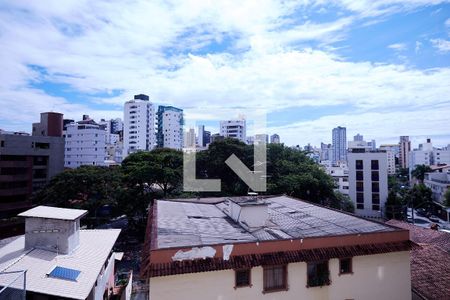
424,170,450,221
379,144,397,175
270,134,280,144
325,165,349,195
399,136,411,169
332,126,346,165
348,149,388,218
142,195,412,300
64,116,106,168
123,94,156,156
220,119,246,143
157,106,183,150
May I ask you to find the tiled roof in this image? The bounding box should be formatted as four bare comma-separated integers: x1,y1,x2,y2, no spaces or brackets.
155,195,397,249
18,205,88,220
386,220,450,300
148,241,412,277
0,230,120,299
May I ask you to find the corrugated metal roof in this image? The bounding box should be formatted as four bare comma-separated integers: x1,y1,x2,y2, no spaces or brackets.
155,196,396,249
18,206,88,220
0,229,120,299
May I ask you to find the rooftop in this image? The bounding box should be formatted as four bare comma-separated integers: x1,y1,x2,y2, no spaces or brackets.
386,220,450,299
18,205,88,221
155,195,397,249
0,230,120,299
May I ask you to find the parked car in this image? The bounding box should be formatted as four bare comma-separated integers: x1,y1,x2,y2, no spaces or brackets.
416,208,426,217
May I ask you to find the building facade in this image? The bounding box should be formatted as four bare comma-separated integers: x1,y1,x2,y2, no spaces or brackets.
379,144,397,175
143,196,412,300
123,94,156,156
64,116,106,168
220,119,246,143
424,171,450,221
399,136,411,169
157,106,183,150
270,134,280,144
348,149,388,218
332,126,347,165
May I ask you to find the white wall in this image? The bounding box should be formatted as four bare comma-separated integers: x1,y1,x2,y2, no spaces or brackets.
123,99,155,156
64,124,106,168
150,251,411,300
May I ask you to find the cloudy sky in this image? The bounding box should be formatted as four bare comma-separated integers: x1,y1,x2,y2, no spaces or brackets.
0,0,449,148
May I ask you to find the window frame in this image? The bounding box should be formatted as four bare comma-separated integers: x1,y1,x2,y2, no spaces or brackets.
338,257,353,275
262,265,288,293
234,268,252,289
306,260,331,288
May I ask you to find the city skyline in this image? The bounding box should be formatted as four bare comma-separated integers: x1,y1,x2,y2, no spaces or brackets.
0,1,449,147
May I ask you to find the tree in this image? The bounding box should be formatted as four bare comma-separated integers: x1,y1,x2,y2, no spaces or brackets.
411,165,432,183
444,189,450,207
405,183,433,208
385,190,403,220
330,191,355,213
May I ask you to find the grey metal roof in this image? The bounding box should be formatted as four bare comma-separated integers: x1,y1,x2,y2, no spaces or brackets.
18,206,88,221
0,230,120,299
155,195,396,249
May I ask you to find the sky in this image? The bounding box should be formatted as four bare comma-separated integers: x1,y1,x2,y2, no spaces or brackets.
0,0,449,148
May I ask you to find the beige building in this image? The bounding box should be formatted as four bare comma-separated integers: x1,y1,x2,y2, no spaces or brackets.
142,195,412,300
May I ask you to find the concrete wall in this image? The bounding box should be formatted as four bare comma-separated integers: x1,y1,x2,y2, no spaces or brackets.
24,218,80,254
150,251,411,300
93,253,116,300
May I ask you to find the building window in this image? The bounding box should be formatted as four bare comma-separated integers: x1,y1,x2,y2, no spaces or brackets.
263,265,287,292
372,204,380,211
356,182,364,192
372,182,379,192
355,160,363,170
356,192,364,209
235,269,251,288
307,261,330,287
339,258,352,275
371,171,379,181
356,171,363,181
372,193,380,204
371,160,379,170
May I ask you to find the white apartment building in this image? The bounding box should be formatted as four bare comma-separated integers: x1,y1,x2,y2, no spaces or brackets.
379,144,397,175
157,106,183,150
220,119,246,143
348,149,388,218
325,165,349,195
424,170,450,221
408,139,434,173
399,136,411,169
64,117,106,168
434,148,450,165
123,94,156,156
184,128,196,148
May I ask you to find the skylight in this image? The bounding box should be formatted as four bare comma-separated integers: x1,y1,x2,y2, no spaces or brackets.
48,266,81,281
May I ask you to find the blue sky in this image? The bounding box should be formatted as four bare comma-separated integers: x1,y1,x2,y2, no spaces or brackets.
0,0,449,148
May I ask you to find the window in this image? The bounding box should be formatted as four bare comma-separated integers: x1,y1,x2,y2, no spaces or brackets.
371,171,379,181
356,171,363,181
372,193,380,204
307,261,330,287
372,204,380,211
355,160,363,170
1,140,4,147
372,182,379,192
339,258,352,275
235,269,251,288
263,265,287,292
371,160,379,170
356,182,364,192
356,192,364,209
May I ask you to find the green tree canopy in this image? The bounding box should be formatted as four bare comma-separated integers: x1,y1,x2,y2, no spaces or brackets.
411,165,433,182
444,189,450,207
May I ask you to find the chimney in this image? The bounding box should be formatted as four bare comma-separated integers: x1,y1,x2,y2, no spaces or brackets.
19,206,88,254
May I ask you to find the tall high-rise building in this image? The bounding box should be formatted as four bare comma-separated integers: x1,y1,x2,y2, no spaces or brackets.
157,106,183,150
270,134,280,144
354,133,363,142
399,136,411,169
220,119,246,142
123,94,156,156
348,148,388,218
184,128,196,148
198,125,205,147
203,130,211,146
379,144,397,175
64,116,106,168
332,126,347,164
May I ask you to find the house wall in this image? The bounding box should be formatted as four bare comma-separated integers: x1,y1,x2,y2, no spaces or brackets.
149,251,411,300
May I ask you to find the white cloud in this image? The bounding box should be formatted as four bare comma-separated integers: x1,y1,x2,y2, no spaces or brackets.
0,0,449,148
431,38,450,53
388,43,407,51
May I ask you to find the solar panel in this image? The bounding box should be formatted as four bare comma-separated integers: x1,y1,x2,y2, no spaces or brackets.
48,266,81,281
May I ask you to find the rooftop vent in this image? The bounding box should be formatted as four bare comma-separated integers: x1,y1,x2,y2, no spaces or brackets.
228,196,269,229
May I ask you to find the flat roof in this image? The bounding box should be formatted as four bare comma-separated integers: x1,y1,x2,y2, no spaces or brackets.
0,229,120,299
155,195,397,249
18,206,88,221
